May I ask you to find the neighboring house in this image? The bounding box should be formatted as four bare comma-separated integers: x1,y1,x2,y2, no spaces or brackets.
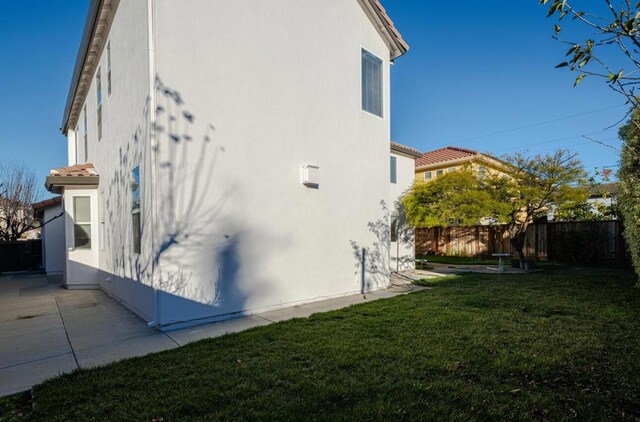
589,183,618,214
45,0,409,329
389,142,422,271
415,146,511,182
0,198,39,241
32,197,65,276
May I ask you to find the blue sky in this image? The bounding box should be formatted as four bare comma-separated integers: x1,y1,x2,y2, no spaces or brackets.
0,1,627,200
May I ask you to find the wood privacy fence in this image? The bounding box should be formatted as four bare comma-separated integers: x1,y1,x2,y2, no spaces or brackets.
415,221,629,263
0,240,43,273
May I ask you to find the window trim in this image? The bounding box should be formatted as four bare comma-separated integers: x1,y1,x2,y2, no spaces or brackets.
424,171,432,181
361,47,384,119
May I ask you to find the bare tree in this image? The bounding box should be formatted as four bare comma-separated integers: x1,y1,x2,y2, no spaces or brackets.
0,161,41,241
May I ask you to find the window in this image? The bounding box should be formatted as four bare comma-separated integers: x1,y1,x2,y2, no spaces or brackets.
83,105,88,162
478,165,487,180
390,156,397,184
448,167,456,173
436,169,444,177
424,171,432,181
99,192,105,251
361,49,383,117
96,68,102,141
131,166,141,254
107,41,112,96
73,196,91,249
75,123,80,164
391,217,398,242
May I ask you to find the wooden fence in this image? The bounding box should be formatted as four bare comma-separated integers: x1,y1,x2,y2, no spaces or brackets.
0,240,43,273
415,221,629,263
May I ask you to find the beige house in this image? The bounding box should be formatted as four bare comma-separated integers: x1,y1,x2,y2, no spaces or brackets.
415,146,511,182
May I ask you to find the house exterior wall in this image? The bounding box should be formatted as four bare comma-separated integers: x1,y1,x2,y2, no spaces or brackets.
390,151,415,271
63,0,155,319
150,0,394,327
42,204,65,276
61,0,400,328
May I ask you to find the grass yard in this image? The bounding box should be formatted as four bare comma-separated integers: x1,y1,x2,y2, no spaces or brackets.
416,254,501,266
3,266,640,421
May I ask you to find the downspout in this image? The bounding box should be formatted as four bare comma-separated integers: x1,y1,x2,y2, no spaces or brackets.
147,0,161,328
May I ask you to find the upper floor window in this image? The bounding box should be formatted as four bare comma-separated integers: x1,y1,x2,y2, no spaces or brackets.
424,171,432,181
96,68,103,141
390,156,397,184
448,167,456,173
361,49,383,117
107,41,112,96
478,165,487,180
83,105,88,162
436,170,444,177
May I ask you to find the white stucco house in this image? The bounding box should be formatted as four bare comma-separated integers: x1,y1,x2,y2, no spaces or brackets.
46,0,409,330
389,142,421,272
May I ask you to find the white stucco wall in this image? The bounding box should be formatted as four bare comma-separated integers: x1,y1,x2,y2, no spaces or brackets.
390,151,416,272
42,204,65,276
64,0,400,328
151,0,394,327
65,0,156,319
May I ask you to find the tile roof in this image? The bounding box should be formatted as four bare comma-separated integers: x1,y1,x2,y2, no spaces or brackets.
415,146,480,168
390,141,422,158
32,196,62,210
50,163,98,177
369,0,409,57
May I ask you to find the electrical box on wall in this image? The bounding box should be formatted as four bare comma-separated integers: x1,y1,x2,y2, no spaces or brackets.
301,165,320,188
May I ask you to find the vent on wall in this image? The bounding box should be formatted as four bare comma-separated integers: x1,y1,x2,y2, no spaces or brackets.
301,165,320,188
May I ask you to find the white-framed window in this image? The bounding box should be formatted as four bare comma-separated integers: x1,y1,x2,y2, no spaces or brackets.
107,41,112,96
361,48,383,117
448,167,456,173
478,165,487,180
83,105,88,162
424,171,432,181
390,156,397,184
96,67,102,141
436,169,444,177
73,196,92,249
99,192,105,251
131,166,141,254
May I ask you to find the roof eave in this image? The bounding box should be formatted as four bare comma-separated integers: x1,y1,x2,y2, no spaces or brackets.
45,176,100,195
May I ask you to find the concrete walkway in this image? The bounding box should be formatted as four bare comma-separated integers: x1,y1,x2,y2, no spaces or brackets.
0,272,427,396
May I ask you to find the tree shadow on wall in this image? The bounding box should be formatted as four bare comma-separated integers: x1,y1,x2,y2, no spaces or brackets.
102,75,246,312
350,200,391,293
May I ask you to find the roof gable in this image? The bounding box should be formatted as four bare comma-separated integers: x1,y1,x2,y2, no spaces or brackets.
415,146,480,168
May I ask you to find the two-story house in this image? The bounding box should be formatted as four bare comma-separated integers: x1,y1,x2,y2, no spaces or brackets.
45,0,409,330
415,146,511,182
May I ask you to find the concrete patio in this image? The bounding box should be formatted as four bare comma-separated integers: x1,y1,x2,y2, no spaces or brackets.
0,272,428,396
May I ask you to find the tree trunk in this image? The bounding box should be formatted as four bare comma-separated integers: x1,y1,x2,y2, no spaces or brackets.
509,225,527,261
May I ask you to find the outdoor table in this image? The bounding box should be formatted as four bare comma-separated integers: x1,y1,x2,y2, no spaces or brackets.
492,253,511,273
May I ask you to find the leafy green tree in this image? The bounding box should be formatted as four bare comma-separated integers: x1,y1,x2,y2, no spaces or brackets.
401,168,507,229
618,111,640,278
402,151,589,261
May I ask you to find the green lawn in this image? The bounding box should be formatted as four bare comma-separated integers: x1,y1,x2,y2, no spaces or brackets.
416,254,501,266
4,267,640,421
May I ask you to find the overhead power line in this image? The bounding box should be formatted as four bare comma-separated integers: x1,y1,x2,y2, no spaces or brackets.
443,103,627,147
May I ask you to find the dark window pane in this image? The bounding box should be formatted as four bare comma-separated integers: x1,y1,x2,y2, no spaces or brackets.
74,224,91,249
